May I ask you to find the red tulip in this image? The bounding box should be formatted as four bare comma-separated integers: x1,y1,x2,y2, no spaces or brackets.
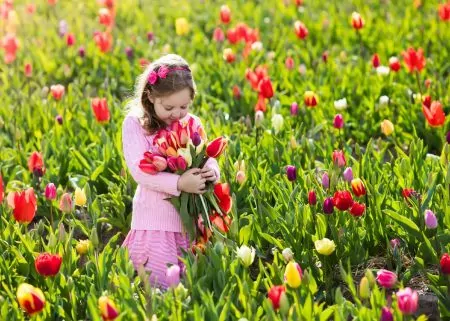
351,178,366,197
213,27,225,42
50,84,65,100
439,2,450,21
24,62,33,77
372,53,380,68
66,33,75,46
91,98,111,123
214,183,232,214
98,8,114,27
422,95,432,108
1,34,19,64
210,211,232,233
223,48,235,63
333,190,354,211
7,188,37,223
226,28,238,44
94,31,113,53
389,56,401,72
232,85,241,99
35,253,62,277
258,77,274,99
294,21,308,39
304,91,318,107
351,12,364,30
206,137,227,158
255,94,267,112
308,190,317,205
332,150,346,167
139,153,167,174
268,285,288,310
220,5,231,24
285,57,294,70
16,283,46,315
349,202,365,217
440,253,450,274
402,47,426,73
422,101,445,127
28,151,45,176
0,174,4,204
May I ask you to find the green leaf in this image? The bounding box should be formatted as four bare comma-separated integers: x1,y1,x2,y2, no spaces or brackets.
384,209,421,239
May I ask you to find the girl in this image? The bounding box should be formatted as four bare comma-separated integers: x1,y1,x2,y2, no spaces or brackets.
121,54,220,289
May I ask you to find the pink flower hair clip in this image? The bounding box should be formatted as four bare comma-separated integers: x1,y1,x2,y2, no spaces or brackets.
148,65,190,85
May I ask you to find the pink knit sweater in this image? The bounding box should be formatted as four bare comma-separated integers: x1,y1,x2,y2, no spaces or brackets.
122,113,220,232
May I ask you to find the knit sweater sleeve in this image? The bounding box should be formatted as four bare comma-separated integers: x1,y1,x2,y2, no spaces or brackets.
122,115,181,196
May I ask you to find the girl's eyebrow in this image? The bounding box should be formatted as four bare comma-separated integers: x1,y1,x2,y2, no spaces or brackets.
163,102,191,108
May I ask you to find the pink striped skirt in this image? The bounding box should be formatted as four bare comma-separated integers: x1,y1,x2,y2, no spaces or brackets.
122,230,190,289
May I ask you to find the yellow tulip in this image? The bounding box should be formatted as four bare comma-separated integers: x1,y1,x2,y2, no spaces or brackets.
359,276,370,299
17,283,45,315
284,261,302,288
74,187,87,206
314,238,336,255
381,120,394,136
76,239,90,255
175,18,190,36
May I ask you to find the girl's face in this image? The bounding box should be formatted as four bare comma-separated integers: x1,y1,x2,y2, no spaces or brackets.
151,88,192,125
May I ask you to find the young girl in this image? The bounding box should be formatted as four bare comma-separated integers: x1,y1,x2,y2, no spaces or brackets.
121,54,220,289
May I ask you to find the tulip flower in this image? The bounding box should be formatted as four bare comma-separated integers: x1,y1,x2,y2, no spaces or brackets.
1,33,19,64
59,192,72,213
259,78,274,99
214,183,232,214
56,115,63,125
76,239,91,255
372,53,380,68
282,248,294,263
78,46,86,57
315,238,336,255
98,296,119,320
175,17,190,36
446,131,450,144
50,84,65,100
17,283,45,315
74,187,87,206
396,287,418,315
294,20,308,39
35,253,62,277
139,153,168,174
284,261,302,288
236,171,246,185
402,47,426,73
166,265,181,288
351,12,364,30
236,245,255,267
0,175,4,203
439,2,450,21
333,114,344,129
422,101,445,127
349,202,365,217
212,27,225,42
390,238,401,249
381,119,394,136
66,33,75,46
290,102,299,116
440,253,450,274
271,114,284,134
28,151,45,176
206,137,227,158
7,188,37,223
268,285,289,312
223,48,235,63
304,91,318,107
286,165,296,181
232,85,241,99
343,167,353,182
94,31,113,53
321,172,330,189
424,209,438,229
379,95,389,106
220,5,231,24
308,190,317,205
333,190,353,211
91,98,110,123
255,110,264,126
332,150,346,167
45,183,57,200
351,178,366,197
334,98,347,110
389,56,401,72
380,307,394,321
359,276,370,299
24,62,32,77
98,8,113,27
323,197,334,214
376,269,397,288
285,57,294,70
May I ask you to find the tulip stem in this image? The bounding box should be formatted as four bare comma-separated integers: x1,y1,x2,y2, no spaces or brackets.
415,71,423,96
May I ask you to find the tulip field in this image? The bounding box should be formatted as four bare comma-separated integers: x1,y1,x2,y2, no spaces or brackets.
2,0,450,320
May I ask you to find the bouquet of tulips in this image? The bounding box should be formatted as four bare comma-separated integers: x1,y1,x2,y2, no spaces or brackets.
138,117,232,243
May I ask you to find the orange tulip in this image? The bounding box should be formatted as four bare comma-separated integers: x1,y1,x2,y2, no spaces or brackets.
50,84,65,100
28,151,45,176
304,91,318,107
206,137,228,158
94,31,113,53
422,101,446,127
17,283,45,315
351,12,364,30
91,98,110,123
98,296,119,321
402,47,426,73
294,21,308,39
7,188,37,223
351,178,366,197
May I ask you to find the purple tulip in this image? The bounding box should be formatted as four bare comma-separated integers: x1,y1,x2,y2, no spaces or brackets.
55,115,63,125
323,197,334,214
166,264,180,288
380,307,393,321
290,102,299,116
59,20,68,37
78,46,85,58
424,209,438,229
147,32,154,42
192,132,201,146
45,183,57,200
333,114,344,129
321,172,329,189
446,131,450,144
286,165,297,181
125,46,133,59
343,167,353,182
390,238,400,249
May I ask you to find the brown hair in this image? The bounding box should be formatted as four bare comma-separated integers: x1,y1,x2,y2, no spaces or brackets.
126,54,197,134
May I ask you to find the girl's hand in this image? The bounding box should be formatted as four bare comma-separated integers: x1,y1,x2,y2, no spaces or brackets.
177,168,207,194
201,166,217,182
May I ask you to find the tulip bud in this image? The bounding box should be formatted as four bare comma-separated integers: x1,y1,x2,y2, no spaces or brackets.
90,227,99,249
192,132,201,146
372,53,380,68
282,248,294,263
381,119,394,136
359,276,370,299
332,150,346,167
322,173,330,189
24,63,33,77
59,193,72,213
343,167,353,182
440,253,450,274
286,165,297,181
389,56,401,72
333,114,344,129
379,95,389,106
323,197,334,214
424,209,438,229
236,245,255,267
78,46,85,57
55,114,63,125
125,46,133,59
147,32,154,42
206,137,227,158
98,296,119,321
284,261,302,288
255,110,264,127
290,102,299,116
236,171,246,185
17,283,46,315
334,98,347,110
351,178,366,197
45,183,57,200
376,269,397,288
390,238,400,249
76,239,90,255
74,187,87,206
166,264,181,288
271,114,284,134
268,285,288,312
446,131,450,144
304,91,318,107
351,12,364,30
381,307,394,321
58,222,67,242
285,57,294,70
308,190,317,205
66,33,75,46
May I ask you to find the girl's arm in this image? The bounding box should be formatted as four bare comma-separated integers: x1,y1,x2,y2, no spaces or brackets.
122,115,181,196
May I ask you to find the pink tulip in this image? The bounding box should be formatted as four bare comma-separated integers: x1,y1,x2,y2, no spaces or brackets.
166,264,180,288
424,209,437,229
176,156,187,171
376,269,397,288
396,287,418,315
343,167,353,182
333,114,344,129
322,172,329,189
45,183,57,200
59,193,72,213
167,157,178,172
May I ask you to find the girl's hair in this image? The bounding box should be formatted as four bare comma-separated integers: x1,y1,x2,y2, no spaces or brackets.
125,54,197,134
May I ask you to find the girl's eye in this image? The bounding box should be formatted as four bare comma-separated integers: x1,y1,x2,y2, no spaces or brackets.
181,106,187,109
